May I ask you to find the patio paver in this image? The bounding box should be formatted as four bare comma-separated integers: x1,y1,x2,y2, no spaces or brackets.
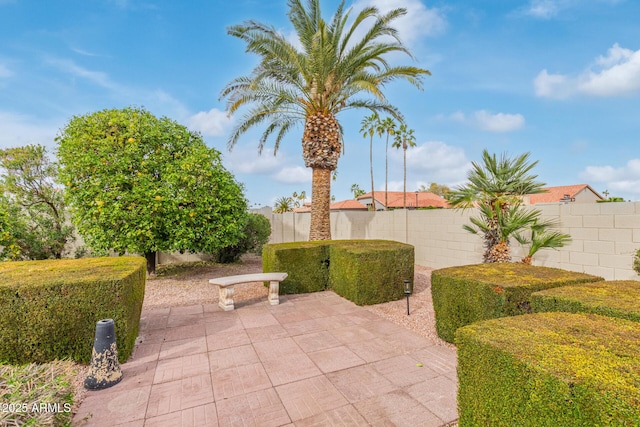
72,291,457,426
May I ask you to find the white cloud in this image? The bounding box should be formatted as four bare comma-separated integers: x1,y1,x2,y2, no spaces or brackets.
523,0,565,19
225,147,284,175
535,44,640,98
445,110,525,132
273,166,312,184
473,110,525,132
186,108,232,137
580,159,640,198
44,56,117,90
397,141,471,185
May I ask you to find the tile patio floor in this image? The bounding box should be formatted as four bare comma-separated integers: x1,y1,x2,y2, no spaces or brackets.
73,291,458,426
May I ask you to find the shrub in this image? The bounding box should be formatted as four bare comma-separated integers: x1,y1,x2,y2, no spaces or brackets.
532,280,640,322
262,241,330,294
456,312,640,426
0,257,145,364
329,240,413,305
634,249,640,275
214,213,271,263
431,263,602,343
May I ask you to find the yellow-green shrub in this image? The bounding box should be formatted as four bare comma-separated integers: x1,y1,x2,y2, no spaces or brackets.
329,240,413,305
431,263,602,342
456,312,640,426
0,257,145,364
532,280,640,322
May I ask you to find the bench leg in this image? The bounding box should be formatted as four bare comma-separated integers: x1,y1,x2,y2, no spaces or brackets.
218,286,235,311
268,281,280,306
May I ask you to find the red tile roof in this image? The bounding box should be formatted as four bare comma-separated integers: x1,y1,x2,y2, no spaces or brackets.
330,200,368,210
528,184,603,204
358,191,449,208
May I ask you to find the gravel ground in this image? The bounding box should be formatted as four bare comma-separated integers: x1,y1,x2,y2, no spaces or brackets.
145,255,454,349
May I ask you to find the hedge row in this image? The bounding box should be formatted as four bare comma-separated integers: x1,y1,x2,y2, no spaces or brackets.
456,312,640,426
532,280,640,322
0,257,146,364
262,240,414,305
431,263,602,343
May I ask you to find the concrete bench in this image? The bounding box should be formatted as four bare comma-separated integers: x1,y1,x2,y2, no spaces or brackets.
209,272,288,311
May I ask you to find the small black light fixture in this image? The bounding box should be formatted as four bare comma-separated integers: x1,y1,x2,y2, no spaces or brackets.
404,279,412,315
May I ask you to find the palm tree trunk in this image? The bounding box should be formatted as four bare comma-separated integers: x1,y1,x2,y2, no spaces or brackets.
385,136,389,210
309,168,332,240
369,136,375,211
403,146,407,209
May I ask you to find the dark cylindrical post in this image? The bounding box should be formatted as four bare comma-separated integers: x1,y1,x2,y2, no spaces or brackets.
404,279,411,316
84,319,123,390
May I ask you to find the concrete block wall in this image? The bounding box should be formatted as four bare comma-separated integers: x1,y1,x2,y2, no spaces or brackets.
268,202,640,280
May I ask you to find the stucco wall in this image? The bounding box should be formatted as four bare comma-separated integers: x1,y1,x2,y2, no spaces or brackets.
267,202,640,281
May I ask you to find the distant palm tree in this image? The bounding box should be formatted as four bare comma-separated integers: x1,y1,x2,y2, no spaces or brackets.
392,124,416,208
378,117,397,209
273,196,294,213
350,183,365,198
360,113,380,211
221,0,430,239
446,150,546,262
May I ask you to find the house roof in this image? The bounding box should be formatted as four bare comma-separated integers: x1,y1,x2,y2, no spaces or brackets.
528,184,604,204
330,199,368,210
358,191,449,208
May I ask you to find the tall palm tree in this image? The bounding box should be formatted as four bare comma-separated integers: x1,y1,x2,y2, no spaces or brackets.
360,113,380,211
220,0,430,240
392,123,416,208
378,117,397,209
446,150,546,262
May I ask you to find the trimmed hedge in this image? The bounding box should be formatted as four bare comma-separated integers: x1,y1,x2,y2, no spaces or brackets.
262,241,330,294
0,256,146,364
456,312,640,426
329,240,413,305
431,263,602,343
263,240,414,305
532,280,640,322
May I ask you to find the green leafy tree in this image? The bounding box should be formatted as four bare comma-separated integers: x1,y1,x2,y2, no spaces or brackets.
392,124,416,208
221,0,430,240
419,182,451,197
446,150,547,263
56,107,247,274
378,117,397,209
360,113,380,210
0,145,74,260
214,213,271,263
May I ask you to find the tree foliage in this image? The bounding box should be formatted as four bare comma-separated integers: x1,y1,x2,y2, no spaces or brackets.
56,107,247,274
213,213,271,263
221,0,430,239
0,145,74,260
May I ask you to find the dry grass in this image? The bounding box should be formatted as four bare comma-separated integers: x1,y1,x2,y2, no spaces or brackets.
0,360,87,427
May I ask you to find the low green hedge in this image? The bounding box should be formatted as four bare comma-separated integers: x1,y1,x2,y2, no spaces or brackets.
456,312,640,426
263,240,414,305
262,241,330,294
0,256,146,364
329,240,413,305
431,263,602,343
532,280,640,322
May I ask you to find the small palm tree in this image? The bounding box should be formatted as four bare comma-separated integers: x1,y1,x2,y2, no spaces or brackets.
360,113,380,211
515,219,572,264
273,196,294,213
447,150,546,262
392,124,416,209
221,0,430,239
378,117,397,209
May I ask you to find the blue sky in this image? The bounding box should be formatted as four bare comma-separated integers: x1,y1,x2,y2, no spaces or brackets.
1,0,639,207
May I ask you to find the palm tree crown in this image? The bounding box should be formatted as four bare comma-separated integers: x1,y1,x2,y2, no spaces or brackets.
221,0,430,239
